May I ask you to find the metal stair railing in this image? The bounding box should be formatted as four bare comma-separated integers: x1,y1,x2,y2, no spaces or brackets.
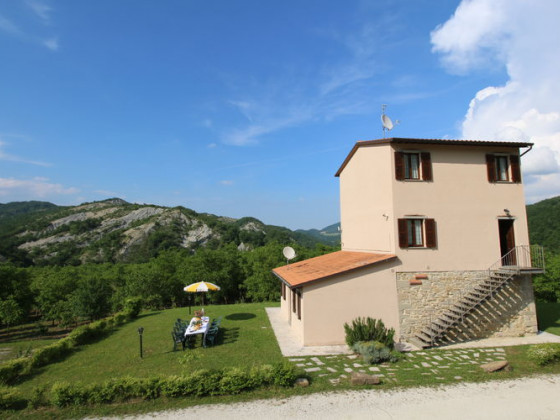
411,245,545,348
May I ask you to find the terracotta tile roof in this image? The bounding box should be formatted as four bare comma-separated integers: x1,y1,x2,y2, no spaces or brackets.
273,250,396,287
335,137,533,177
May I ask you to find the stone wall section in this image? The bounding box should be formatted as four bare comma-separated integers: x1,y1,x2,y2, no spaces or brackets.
396,271,538,343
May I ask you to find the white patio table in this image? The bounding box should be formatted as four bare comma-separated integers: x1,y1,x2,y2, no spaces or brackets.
184,316,210,346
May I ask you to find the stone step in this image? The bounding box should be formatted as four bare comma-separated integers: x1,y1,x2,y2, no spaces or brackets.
408,336,429,349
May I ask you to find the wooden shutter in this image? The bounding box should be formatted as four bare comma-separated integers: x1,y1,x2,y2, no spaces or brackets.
398,219,408,248
297,290,302,320
421,152,432,181
510,155,521,183
486,154,496,182
395,152,404,180
425,219,437,248
292,289,296,313
282,283,286,300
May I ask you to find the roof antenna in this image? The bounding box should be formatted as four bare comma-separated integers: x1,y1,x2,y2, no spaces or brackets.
381,104,399,138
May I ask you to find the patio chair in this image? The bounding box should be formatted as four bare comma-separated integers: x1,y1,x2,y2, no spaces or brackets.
171,330,186,351
204,326,219,347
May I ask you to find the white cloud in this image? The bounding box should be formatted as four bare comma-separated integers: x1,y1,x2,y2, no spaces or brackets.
432,0,560,202
0,177,79,199
0,2,58,51
25,0,52,24
43,37,58,51
0,137,51,167
220,180,234,186
0,14,22,36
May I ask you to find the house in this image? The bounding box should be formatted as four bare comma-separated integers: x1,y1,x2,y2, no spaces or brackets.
273,137,544,348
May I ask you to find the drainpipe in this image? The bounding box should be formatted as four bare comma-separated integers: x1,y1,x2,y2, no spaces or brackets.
520,144,533,157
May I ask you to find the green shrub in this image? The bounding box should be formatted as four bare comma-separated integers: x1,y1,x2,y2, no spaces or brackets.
0,385,26,410
51,382,87,407
88,377,142,404
28,385,48,409
123,297,143,319
30,340,73,368
140,377,161,400
527,343,560,366
220,367,250,394
344,317,395,349
272,361,298,387
0,358,29,385
352,341,402,364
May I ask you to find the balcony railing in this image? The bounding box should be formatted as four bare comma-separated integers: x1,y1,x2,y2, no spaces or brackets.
488,245,545,274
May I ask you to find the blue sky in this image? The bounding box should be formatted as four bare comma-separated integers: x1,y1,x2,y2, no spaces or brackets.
1,1,559,230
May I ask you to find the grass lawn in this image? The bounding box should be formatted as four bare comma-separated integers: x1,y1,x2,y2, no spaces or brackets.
14,302,283,394
2,300,560,418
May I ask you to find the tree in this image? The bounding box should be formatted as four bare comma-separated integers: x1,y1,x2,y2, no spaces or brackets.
0,263,33,325
0,296,25,327
71,276,112,321
533,252,560,302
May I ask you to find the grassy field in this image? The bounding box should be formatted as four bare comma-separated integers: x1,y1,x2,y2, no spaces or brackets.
14,302,283,394
1,301,559,419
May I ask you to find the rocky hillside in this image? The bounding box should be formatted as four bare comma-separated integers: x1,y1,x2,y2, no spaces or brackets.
0,199,340,266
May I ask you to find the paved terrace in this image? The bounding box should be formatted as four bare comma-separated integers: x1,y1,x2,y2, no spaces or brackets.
266,307,560,357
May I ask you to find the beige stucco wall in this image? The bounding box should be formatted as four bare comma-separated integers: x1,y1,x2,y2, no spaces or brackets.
299,260,400,346
339,143,530,272
281,287,303,343
340,144,394,253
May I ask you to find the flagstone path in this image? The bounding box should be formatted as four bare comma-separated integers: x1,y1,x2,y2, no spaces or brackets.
288,347,507,385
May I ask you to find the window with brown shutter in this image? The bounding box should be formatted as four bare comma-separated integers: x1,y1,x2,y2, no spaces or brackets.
510,155,521,183
486,154,497,182
398,218,408,248
292,289,296,314
487,154,522,183
296,290,302,320
425,218,437,248
395,151,432,181
398,218,437,249
395,152,405,180
282,282,286,300
421,152,433,181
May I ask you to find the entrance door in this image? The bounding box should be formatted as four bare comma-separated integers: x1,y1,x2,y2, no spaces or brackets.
498,219,516,265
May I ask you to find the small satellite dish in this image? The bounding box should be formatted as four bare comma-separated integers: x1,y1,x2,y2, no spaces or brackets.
381,104,399,138
381,114,394,131
283,246,296,262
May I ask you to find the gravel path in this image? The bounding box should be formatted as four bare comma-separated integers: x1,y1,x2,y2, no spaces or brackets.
107,374,560,420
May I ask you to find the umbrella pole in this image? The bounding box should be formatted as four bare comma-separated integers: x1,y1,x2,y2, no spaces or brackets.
189,294,191,314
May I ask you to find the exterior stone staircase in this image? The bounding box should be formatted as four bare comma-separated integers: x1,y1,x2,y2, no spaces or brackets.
408,245,545,349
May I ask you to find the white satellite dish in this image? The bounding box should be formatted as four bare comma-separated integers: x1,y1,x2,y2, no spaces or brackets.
283,246,296,263
381,104,399,138
381,114,394,131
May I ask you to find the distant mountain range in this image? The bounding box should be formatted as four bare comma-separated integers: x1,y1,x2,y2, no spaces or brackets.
1,194,557,267
0,199,341,266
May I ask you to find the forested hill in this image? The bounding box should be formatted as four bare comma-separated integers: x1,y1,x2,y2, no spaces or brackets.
527,196,560,253
0,199,340,266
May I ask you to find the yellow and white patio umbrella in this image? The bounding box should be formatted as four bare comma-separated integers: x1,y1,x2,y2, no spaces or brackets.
184,281,221,311
183,281,221,293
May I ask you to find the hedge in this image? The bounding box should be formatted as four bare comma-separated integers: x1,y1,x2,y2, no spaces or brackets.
0,307,139,385
39,362,297,408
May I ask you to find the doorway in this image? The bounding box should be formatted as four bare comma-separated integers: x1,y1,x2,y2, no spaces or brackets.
498,219,516,265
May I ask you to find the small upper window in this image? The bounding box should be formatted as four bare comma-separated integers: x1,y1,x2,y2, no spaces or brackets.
395,151,432,181
495,156,509,181
404,153,420,180
486,154,521,183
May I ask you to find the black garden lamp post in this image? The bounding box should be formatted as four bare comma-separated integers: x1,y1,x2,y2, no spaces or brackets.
138,327,144,358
